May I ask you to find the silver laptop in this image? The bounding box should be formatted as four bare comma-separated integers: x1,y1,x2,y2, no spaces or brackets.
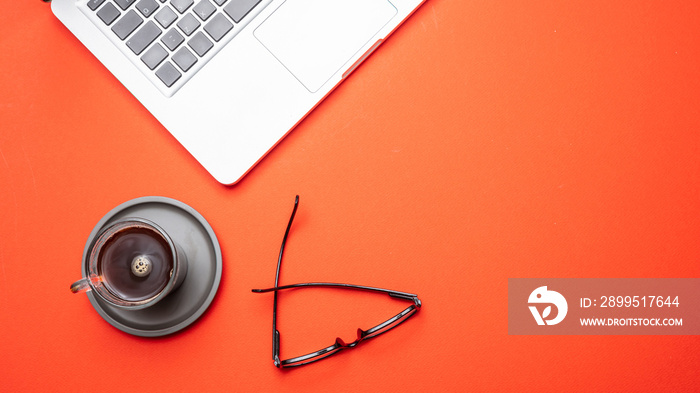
52,0,425,184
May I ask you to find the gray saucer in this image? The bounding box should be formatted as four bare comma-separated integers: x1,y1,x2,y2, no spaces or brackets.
81,196,222,337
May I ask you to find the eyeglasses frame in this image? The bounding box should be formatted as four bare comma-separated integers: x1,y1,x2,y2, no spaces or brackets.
252,195,422,368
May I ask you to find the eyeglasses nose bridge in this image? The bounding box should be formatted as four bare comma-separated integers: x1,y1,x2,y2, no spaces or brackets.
334,337,348,347
355,328,369,344
334,328,368,348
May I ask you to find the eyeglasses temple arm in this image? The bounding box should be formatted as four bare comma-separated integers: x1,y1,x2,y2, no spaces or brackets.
275,195,299,286
389,292,422,307
272,195,300,368
253,282,421,307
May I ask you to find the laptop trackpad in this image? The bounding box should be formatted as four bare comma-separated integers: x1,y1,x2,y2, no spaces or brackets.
254,0,397,92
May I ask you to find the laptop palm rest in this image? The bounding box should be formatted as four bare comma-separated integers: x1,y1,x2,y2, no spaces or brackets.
254,0,398,93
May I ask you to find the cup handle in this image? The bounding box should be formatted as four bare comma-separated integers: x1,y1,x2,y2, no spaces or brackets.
70,278,93,294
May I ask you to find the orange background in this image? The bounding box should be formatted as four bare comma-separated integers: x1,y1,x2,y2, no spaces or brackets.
2,0,699,391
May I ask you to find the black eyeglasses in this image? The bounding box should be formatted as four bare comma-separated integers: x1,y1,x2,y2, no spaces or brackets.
252,196,422,368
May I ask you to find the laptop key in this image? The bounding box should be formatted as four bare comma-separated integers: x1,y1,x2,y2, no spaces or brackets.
85,0,271,94
161,27,185,50
203,13,233,42
87,0,106,11
170,0,194,14
177,13,200,36
188,31,213,56
172,47,198,72
114,0,136,11
135,0,159,17
112,10,144,40
141,43,169,70
126,21,162,55
192,0,216,21
155,61,182,87
223,0,261,23
97,2,121,25
154,6,178,29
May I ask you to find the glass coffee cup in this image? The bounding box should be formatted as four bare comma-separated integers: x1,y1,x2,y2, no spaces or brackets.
70,218,188,310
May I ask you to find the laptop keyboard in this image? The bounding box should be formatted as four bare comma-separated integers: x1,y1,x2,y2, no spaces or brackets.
81,0,267,96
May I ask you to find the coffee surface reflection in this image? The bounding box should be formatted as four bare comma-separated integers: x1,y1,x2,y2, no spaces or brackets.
99,227,174,302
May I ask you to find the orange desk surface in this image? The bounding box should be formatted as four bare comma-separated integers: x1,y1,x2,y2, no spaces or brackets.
2,1,699,391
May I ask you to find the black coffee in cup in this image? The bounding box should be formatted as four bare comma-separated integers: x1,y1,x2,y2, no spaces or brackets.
72,217,187,310
98,226,174,302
